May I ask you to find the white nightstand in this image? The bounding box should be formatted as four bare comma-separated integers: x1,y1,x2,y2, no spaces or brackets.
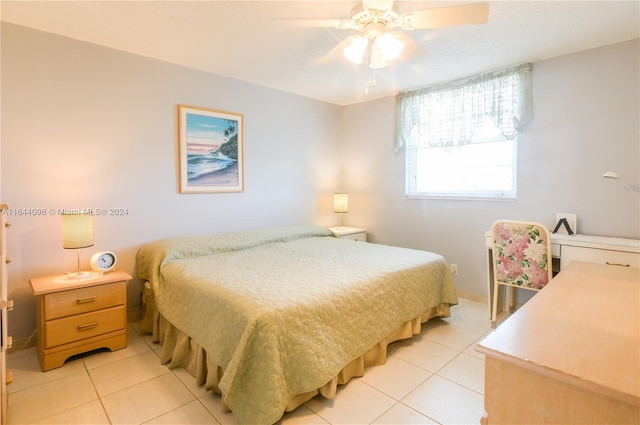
329,226,367,242
29,270,131,371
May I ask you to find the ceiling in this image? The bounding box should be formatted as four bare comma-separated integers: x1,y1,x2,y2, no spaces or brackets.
2,1,639,106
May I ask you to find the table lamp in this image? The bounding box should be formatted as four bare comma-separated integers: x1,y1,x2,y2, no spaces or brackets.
62,212,94,280
333,192,348,228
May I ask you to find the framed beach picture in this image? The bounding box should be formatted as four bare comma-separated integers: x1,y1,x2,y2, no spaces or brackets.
178,105,244,193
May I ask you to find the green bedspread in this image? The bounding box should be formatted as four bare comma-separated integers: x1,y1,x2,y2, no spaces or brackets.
136,225,457,424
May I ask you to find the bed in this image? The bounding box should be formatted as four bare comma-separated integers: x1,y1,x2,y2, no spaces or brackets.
136,225,457,424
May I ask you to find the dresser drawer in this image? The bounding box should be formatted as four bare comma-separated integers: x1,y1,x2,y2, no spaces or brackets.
560,246,640,269
43,305,125,348
43,281,125,320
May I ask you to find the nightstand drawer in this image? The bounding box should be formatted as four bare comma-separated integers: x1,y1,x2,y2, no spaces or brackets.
43,281,125,320
339,231,366,242
43,305,126,348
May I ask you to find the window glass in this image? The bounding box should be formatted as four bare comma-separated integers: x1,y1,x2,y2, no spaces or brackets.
407,120,517,199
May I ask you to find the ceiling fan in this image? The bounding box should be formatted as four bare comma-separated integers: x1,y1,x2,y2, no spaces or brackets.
276,1,489,69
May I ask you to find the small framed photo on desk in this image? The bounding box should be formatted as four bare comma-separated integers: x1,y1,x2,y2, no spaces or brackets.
554,213,577,235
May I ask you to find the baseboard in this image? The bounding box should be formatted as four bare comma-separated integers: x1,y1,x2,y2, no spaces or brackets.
455,289,487,303
7,334,37,353
127,305,143,323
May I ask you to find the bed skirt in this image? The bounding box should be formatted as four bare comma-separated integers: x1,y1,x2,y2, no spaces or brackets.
140,284,451,420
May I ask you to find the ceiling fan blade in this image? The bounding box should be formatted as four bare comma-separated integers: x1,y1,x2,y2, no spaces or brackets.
391,32,425,60
362,0,395,13
400,2,489,30
271,18,356,30
313,43,347,65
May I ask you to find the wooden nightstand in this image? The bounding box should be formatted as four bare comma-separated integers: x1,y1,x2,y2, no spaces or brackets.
29,270,131,371
329,226,367,242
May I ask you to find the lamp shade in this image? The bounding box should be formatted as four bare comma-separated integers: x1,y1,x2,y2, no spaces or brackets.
333,193,349,213
377,33,404,61
343,36,368,65
62,213,94,249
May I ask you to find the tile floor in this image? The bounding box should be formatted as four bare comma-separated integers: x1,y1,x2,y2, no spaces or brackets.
7,297,492,425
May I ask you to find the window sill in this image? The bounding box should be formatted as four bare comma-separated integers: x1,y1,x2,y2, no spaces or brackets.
405,194,517,201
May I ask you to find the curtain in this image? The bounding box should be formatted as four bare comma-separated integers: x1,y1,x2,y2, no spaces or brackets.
395,63,532,153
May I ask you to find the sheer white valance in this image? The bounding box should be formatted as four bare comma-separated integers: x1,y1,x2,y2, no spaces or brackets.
395,63,533,153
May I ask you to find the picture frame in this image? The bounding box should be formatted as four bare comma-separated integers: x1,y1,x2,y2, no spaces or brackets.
553,213,577,235
178,105,244,193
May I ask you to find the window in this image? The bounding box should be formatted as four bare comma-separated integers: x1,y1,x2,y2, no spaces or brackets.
396,64,532,200
410,120,517,199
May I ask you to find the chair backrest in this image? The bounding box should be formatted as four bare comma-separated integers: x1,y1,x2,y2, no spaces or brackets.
491,220,553,290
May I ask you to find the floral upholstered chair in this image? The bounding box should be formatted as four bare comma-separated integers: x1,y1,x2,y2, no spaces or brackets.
490,220,553,328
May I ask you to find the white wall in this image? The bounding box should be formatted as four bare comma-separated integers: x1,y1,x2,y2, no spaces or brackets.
340,39,640,296
1,23,343,341
3,23,639,342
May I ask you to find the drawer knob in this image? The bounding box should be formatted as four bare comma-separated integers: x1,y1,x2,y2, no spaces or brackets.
4,222,11,228
77,322,98,331
76,296,98,304
6,336,12,350
5,257,11,265
6,300,13,311
6,371,12,385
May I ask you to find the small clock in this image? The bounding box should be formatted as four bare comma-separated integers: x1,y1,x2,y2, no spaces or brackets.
90,251,117,273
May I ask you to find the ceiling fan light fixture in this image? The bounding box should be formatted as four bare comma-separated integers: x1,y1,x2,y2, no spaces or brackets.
343,36,369,64
369,43,389,69
279,0,490,72
376,32,404,61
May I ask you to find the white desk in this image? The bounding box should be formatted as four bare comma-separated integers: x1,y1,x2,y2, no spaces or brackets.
477,261,640,424
485,232,640,316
